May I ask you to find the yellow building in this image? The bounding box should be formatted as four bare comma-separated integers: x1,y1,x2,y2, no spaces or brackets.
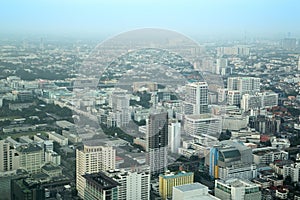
159,170,194,200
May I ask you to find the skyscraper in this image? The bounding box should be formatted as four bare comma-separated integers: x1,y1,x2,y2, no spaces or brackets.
183,82,208,115
168,120,181,154
146,111,168,175
76,142,116,199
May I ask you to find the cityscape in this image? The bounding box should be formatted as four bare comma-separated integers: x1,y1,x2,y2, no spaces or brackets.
1,1,300,200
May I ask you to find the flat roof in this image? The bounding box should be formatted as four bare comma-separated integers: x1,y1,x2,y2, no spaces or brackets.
174,182,206,192
83,172,120,190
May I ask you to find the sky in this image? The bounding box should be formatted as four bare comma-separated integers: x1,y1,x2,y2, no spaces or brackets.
1,0,300,39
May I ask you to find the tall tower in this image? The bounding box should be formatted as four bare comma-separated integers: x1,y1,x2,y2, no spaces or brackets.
76,142,116,199
146,111,168,175
183,82,208,115
168,120,181,154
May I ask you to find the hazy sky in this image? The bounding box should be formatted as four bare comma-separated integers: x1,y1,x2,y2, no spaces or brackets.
1,0,300,38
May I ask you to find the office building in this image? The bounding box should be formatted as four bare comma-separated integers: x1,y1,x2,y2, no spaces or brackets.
76,142,116,199
172,182,220,200
0,139,19,172
168,120,181,154
227,90,241,106
17,144,44,174
227,77,260,94
105,168,151,200
83,172,119,200
146,112,168,175
184,114,222,137
159,170,194,200
215,178,261,200
183,82,208,115
110,91,131,127
241,92,278,111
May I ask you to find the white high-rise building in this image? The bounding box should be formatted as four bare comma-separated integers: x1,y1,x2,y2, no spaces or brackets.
227,77,260,94
217,88,228,103
0,139,19,172
105,168,151,200
241,92,278,111
216,58,228,75
298,56,300,71
168,120,181,154
76,142,116,199
183,82,208,115
227,90,241,106
17,144,44,174
110,91,131,127
283,163,300,183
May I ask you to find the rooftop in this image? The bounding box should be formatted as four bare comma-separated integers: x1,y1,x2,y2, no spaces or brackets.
83,172,120,190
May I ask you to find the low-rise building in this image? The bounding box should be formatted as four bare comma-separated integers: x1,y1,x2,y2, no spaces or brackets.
215,178,261,200
173,182,220,200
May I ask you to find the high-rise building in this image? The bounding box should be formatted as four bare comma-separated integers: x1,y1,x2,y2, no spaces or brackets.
159,170,194,200
146,112,168,175
168,120,181,154
173,182,220,200
76,142,116,199
241,92,278,111
17,144,44,174
227,77,260,94
0,139,19,172
83,172,119,200
298,56,300,71
217,88,228,103
110,91,131,127
216,58,228,75
215,178,261,200
283,163,300,183
183,82,208,115
105,168,151,200
227,90,241,106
